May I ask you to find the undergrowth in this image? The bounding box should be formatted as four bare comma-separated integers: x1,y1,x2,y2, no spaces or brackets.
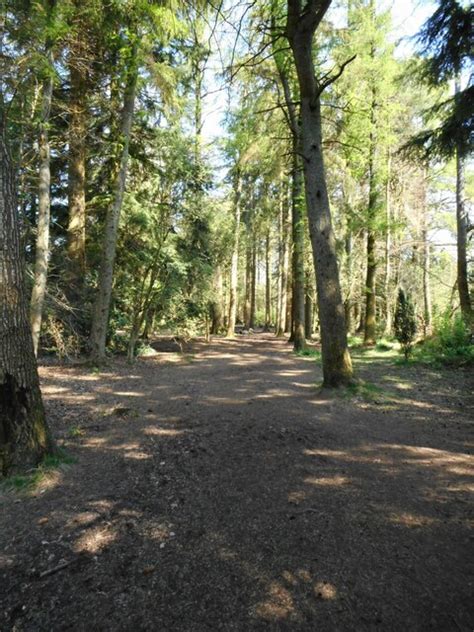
2,449,75,494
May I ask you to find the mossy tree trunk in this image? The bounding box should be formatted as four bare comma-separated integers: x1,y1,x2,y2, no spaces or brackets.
1,131,52,476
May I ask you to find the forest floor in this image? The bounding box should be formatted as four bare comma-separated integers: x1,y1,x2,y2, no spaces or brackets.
1,333,473,631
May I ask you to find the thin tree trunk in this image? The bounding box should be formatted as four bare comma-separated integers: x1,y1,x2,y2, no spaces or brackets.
1,130,52,476
30,54,53,356
276,182,289,336
421,169,432,336
286,1,353,385
264,231,271,331
455,78,472,322
364,81,377,346
226,172,241,337
67,58,87,297
211,266,224,334
244,235,251,328
89,50,138,361
249,239,257,329
384,153,392,335
291,153,306,350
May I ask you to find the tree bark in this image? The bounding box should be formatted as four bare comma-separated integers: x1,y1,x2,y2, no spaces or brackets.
286,0,353,385
67,57,87,297
30,53,54,356
291,153,306,349
226,172,241,337
249,239,257,329
383,153,392,335
264,231,271,331
276,181,289,336
363,82,377,346
211,266,224,334
1,131,52,476
89,49,138,362
455,79,472,323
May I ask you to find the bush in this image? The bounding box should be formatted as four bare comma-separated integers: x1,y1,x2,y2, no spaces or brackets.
394,289,417,359
420,313,473,366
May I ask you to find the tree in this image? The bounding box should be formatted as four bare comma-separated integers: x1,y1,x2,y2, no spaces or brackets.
394,288,417,360
284,0,353,386
0,129,52,476
413,0,473,323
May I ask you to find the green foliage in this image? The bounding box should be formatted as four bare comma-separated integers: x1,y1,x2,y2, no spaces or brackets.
394,289,417,359
1,449,75,494
417,313,473,366
412,0,473,158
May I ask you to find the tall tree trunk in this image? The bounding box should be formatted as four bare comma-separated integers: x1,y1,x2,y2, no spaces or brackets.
455,78,472,323
276,182,290,336
1,131,52,476
264,231,271,331
363,82,377,346
291,153,306,350
67,58,87,298
89,51,138,362
211,266,224,334
30,55,53,356
286,0,353,385
344,227,353,333
249,239,257,329
244,235,251,328
226,172,241,337
421,169,432,336
383,153,392,335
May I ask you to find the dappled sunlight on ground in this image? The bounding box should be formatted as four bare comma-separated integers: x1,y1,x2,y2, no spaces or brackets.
2,334,472,630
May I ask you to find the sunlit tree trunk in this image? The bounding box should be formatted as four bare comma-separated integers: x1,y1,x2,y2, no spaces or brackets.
211,266,224,334
264,231,271,331
67,56,87,298
30,53,53,356
276,181,289,336
1,131,52,476
383,155,392,335
89,49,138,362
363,82,377,346
286,0,353,385
226,172,241,337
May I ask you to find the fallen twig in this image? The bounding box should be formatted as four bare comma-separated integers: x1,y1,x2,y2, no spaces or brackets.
39,560,73,579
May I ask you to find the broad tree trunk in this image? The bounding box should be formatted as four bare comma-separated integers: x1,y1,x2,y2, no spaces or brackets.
305,290,313,340
30,57,53,356
455,82,472,323
226,172,241,337
67,59,87,297
286,1,353,386
89,52,138,362
1,131,52,476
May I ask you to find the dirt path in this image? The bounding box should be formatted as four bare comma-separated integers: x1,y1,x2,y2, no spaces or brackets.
1,334,473,631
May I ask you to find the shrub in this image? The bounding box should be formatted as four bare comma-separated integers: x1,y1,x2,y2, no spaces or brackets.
394,289,417,359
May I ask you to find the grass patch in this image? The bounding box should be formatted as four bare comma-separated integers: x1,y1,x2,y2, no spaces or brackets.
295,347,321,359
342,379,392,404
2,449,75,495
